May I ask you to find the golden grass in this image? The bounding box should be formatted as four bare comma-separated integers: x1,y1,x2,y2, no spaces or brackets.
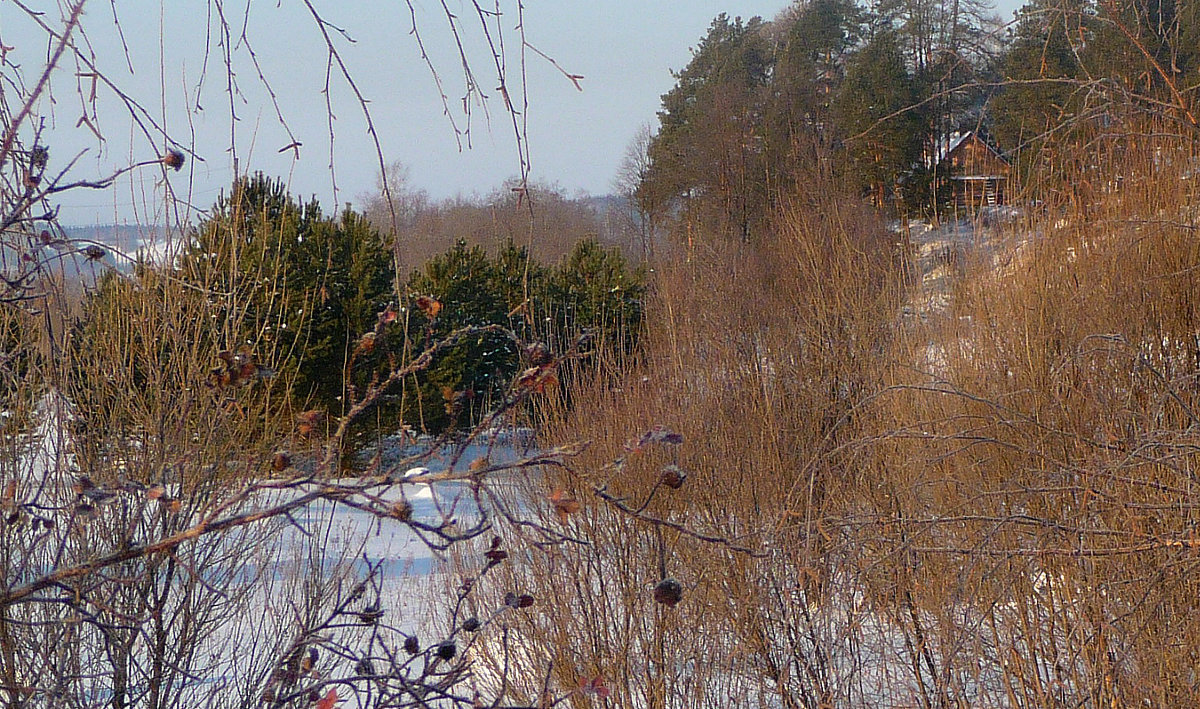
469,123,1200,707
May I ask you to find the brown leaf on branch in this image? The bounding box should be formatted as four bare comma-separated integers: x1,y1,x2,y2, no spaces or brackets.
514,364,558,394
577,676,611,699
296,410,326,438
209,348,273,389
415,295,442,319
547,488,581,522
315,688,338,709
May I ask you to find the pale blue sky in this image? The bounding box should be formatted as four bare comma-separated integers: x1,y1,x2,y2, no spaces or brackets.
1,1,1020,226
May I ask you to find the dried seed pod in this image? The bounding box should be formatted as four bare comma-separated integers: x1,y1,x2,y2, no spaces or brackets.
653,578,683,607
301,647,318,673
271,451,291,472
161,149,186,171
462,617,481,632
484,537,507,563
403,635,420,655
29,145,49,170
296,410,326,438
524,341,552,366
436,641,456,660
659,465,687,490
358,604,384,624
389,499,413,521
286,648,303,674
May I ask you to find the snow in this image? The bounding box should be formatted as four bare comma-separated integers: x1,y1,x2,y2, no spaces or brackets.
7,400,541,706
926,131,972,169
16,389,78,504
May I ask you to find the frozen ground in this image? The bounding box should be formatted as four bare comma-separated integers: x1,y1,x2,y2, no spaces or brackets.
9,397,539,706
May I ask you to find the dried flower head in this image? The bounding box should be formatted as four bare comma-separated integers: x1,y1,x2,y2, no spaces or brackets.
653,578,683,607
162,149,185,171
659,464,688,490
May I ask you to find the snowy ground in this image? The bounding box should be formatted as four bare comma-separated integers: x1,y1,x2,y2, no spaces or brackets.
8,397,538,706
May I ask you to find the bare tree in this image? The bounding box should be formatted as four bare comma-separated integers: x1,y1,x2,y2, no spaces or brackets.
613,123,659,261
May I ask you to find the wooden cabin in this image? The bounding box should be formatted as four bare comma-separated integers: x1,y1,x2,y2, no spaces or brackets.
930,131,1011,209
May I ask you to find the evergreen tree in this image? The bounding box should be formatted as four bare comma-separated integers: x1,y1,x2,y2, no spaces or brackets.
181,175,394,415
404,241,519,432
990,0,1088,165
545,239,644,356
833,31,923,206
641,14,773,242
770,0,863,149
401,238,643,434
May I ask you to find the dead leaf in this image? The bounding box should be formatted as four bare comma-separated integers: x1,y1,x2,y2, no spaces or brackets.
415,295,442,319
514,364,558,394
296,410,326,438
578,676,611,699
547,488,581,522
315,688,338,709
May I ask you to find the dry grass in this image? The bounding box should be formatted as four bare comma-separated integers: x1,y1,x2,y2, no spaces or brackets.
857,126,1200,706
461,123,1200,707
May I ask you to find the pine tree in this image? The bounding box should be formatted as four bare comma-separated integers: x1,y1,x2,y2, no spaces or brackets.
404,241,517,432
770,0,863,148
641,14,773,243
833,31,923,206
990,0,1088,166
182,174,394,416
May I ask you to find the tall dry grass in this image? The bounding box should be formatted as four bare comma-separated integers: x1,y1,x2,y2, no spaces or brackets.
854,126,1200,706
0,246,310,707
462,123,1200,708
463,167,906,708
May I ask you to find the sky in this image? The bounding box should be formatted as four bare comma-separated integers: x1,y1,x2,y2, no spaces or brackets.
2,1,1023,227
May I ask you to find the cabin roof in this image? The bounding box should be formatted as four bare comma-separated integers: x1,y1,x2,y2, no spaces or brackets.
926,130,1009,170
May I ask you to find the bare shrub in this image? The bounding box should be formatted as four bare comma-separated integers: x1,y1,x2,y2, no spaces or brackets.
850,121,1200,706
463,166,906,708
1,3,668,708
